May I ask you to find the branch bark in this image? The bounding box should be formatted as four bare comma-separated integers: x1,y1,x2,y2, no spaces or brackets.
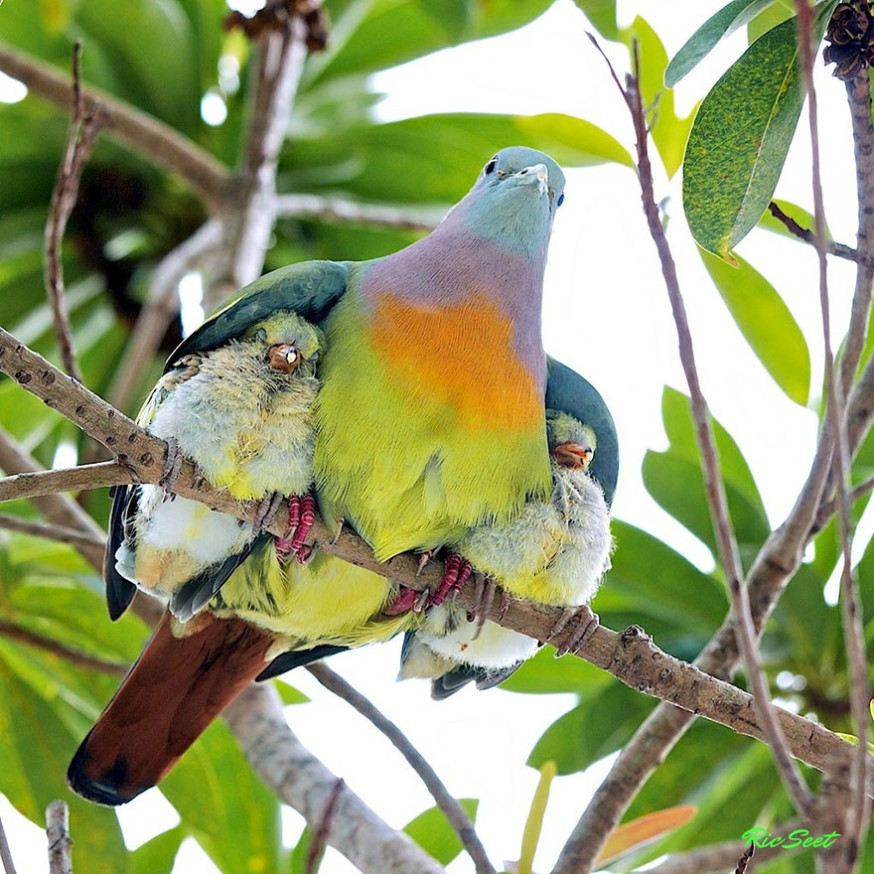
45,801,72,874
224,684,446,874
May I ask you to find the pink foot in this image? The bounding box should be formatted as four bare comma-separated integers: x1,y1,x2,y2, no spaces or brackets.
275,494,316,564
548,605,600,657
383,553,473,616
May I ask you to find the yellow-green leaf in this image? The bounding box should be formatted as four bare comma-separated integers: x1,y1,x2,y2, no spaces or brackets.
700,248,811,404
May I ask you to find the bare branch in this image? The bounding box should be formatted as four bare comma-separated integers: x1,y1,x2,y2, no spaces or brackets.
44,41,105,384
766,202,874,267
224,683,446,874
306,779,344,874
0,430,105,569
0,621,126,676
307,662,496,874
45,801,72,874
797,2,871,866
0,462,133,504
274,194,443,232
0,41,229,211
0,813,19,874
209,17,309,306
0,512,106,550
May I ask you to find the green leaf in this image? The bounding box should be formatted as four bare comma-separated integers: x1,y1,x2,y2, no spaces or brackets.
130,826,185,874
748,0,795,43
500,644,615,695
287,112,631,206
574,0,619,40
404,799,479,865
665,0,776,87
620,17,694,178
0,659,128,873
527,682,655,774
700,249,811,404
683,1,839,259
274,679,310,705
641,387,772,571
597,519,729,654
160,718,284,874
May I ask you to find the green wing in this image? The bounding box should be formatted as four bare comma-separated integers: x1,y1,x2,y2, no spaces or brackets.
166,260,349,370
546,356,619,505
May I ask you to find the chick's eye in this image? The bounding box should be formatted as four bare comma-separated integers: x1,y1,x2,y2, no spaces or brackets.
557,193,565,207
484,157,498,175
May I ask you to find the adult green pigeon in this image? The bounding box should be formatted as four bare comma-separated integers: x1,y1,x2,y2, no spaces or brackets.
69,147,578,805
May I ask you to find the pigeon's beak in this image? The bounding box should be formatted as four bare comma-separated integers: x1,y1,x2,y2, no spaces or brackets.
516,163,549,193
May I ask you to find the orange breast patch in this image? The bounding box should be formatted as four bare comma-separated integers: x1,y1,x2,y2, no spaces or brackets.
371,291,541,433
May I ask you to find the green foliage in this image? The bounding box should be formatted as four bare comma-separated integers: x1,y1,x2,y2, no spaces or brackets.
682,1,838,259
700,249,811,405
404,799,480,865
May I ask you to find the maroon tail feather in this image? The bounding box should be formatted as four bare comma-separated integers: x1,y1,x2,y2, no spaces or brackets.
68,611,274,805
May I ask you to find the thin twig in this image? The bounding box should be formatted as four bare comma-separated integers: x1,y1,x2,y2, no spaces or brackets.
46,801,72,874
0,813,18,874
766,202,874,267
0,512,106,550
273,194,443,232
224,684,445,874
0,620,126,675
797,3,871,868
0,430,105,570
734,843,755,874
43,41,105,384
306,779,345,874
0,42,229,211
0,462,133,504
815,472,874,530
307,662,496,874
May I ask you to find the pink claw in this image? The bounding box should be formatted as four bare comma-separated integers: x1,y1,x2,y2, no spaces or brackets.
275,494,316,564
428,553,472,608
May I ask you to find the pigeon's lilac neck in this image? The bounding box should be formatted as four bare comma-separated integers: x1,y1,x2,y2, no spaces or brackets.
362,219,548,380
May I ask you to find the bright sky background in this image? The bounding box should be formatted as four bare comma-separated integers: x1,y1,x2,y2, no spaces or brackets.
0,0,865,871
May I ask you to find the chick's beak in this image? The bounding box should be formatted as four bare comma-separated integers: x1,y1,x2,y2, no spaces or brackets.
552,441,594,471
267,343,299,374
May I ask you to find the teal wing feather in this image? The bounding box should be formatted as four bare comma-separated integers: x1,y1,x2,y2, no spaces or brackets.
546,356,618,505
166,261,348,369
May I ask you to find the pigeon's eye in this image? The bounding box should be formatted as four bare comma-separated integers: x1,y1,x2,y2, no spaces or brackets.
484,157,498,175
557,193,565,207
254,328,268,343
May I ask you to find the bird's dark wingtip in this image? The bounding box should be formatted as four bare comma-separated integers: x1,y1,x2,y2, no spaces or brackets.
105,578,136,622
67,736,143,807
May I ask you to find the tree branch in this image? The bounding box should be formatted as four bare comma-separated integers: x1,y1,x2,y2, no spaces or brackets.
224,683,446,874
0,462,133,504
0,512,106,550
45,801,72,874
0,41,229,211
766,201,874,267
0,813,18,874
796,3,871,867
0,429,105,569
273,194,443,232
44,40,103,384
306,662,496,874
646,829,792,874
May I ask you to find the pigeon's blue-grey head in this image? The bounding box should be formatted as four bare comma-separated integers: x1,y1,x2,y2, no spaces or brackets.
448,147,566,259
